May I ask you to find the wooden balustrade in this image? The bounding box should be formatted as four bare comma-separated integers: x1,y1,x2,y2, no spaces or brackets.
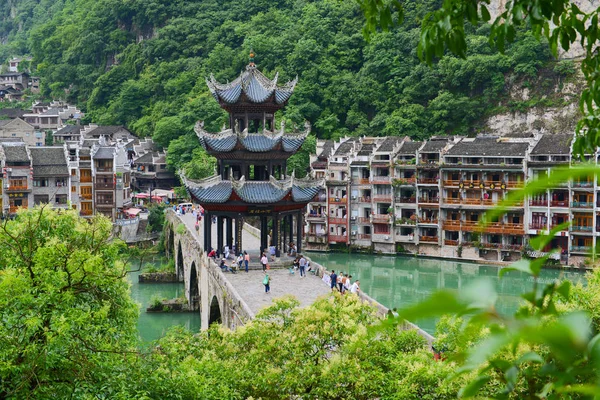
419,236,438,243
328,235,348,243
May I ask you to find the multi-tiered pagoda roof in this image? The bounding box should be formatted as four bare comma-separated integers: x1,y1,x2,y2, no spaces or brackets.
183,57,322,212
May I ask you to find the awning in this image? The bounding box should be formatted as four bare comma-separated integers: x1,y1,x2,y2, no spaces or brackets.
134,193,149,199
125,208,141,216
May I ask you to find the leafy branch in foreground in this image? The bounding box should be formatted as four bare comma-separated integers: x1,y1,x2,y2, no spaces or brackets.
359,0,600,155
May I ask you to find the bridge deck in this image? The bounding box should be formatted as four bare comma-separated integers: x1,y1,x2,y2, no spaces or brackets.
180,213,331,316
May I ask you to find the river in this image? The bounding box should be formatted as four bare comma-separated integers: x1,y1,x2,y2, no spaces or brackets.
308,253,588,334
127,261,200,343
127,254,587,340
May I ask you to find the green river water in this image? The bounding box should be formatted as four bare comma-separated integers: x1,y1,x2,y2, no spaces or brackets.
128,254,587,340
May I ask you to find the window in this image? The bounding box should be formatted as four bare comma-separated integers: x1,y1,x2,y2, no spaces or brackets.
34,195,49,205
55,195,68,205
33,179,48,187
71,185,76,193
55,178,67,187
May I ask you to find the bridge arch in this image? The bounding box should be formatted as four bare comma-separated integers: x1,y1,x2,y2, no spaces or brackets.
177,241,184,281
190,261,199,311
208,295,222,326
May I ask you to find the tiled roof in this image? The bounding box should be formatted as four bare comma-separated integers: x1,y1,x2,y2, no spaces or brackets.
41,108,61,116
317,140,334,159
0,108,26,119
30,147,69,176
207,65,297,105
54,125,83,136
531,134,573,155
93,147,115,159
420,139,449,153
0,120,11,127
334,138,357,156
357,143,376,156
350,160,369,165
184,175,322,205
1,143,29,163
396,141,422,155
134,152,154,163
376,137,402,152
446,137,529,156
196,121,310,154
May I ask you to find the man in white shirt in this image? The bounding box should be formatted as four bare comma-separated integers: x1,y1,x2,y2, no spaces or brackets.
350,280,360,294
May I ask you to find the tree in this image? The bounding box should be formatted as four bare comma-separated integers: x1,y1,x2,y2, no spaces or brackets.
0,206,139,398
360,0,600,154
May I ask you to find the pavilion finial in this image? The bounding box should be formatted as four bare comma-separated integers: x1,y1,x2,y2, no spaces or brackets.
249,49,255,67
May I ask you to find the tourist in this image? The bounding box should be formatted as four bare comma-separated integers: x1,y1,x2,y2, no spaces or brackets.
237,253,244,269
338,273,345,293
292,256,299,271
229,260,238,274
269,244,276,261
306,260,312,273
208,248,216,260
243,251,250,273
263,273,270,293
194,220,199,233
330,270,337,292
219,258,227,271
344,275,352,292
224,245,230,260
299,254,307,277
288,242,297,256
261,253,268,272
350,280,360,294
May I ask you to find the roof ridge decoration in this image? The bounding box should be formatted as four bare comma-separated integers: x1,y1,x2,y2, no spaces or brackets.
206,64,297,105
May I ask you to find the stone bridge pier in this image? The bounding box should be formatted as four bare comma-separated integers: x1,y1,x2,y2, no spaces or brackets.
165,211,254,330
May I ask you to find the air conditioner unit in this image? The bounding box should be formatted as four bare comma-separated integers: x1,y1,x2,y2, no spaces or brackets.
385,235,390,240
350,216,356,221
351,231,357,236
351,195,357,200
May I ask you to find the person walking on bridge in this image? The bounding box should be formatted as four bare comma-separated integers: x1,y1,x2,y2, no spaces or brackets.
263,273,271,293
330,270,337,292
261,253,268,272
243,251,250,273
299,254,307,277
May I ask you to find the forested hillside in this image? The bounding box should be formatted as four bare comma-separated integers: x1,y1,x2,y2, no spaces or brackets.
0,0,577,172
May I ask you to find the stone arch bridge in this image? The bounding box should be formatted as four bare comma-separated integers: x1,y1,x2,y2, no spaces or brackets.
164,211,254,329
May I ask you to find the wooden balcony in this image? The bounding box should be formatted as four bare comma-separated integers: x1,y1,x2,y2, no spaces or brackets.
444,239,459,246
418,197,439,204
5,185,29,192
529,223,547,230
95,182,115,190
419,218,438,224
306,213,326,221
419,235,438,243
550,200,569,207
8,206,20,213
443,198,461,205
371,214,391,223
80,193,92,200
571,225,594,233
358,217,370,224
442,220,461,231
395,177,416,185
329,217,347,225
80,176,92,183
371,176,392,184
80,209,93,216
373,195,392,202
329,235,348,243
570,246,592,253
356,234,371,240
418,178,438,185
443,180,461,186
529,200,548,207
395,197,416,203
571,201,594,208
506,181,524,188
359,178,370,185
329,197,347,204
358,196,371,203
95,167,113,173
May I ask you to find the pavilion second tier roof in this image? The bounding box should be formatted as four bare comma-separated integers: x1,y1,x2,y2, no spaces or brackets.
195,120,310,157
206,64,297,106
181,174,323,205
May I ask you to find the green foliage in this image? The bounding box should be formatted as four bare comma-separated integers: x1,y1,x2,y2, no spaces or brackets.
286,134,316,178
0,206,138,398
358,0,600,154
1,0,567,144
146,202,167,233
183,147,217,180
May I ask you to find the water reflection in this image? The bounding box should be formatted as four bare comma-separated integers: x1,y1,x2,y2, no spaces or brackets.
127,261,201,343
308,253,587,334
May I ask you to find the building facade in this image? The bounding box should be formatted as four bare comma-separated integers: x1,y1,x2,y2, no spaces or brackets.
306,133,596,265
